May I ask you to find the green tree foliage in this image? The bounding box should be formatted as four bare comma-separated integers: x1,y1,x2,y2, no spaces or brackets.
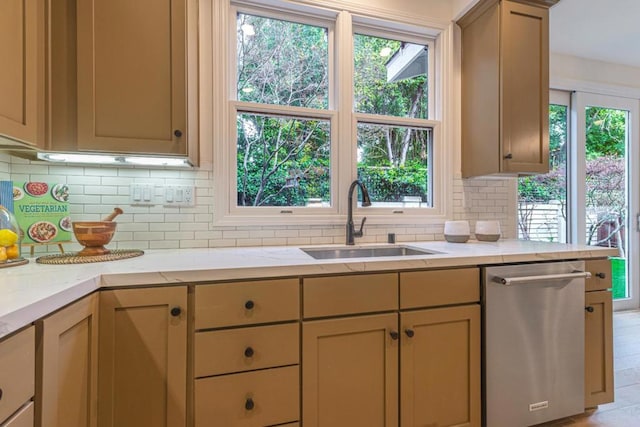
236,14,330,206
353,34,430,202
235,15,431,207
518,105,627,248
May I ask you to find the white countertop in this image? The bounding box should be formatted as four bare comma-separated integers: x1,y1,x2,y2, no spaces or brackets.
0,240,618,340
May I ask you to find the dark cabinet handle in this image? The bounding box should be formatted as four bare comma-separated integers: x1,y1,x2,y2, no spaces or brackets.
245,398,255,410
244,347,254,358
585,306,595,313
389,330,399,340
244,300,255,310
174,129,183,138
170,307,182,317
595,272,606,279
405,329,415,338
0,387,3,400
504,153,513,159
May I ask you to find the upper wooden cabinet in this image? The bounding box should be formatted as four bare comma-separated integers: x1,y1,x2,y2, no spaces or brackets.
458,0,557,177
75,0,190,157
0,0,44,148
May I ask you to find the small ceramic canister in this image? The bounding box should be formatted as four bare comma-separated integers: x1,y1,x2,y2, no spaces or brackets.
444,220,470,243
475,220,501,242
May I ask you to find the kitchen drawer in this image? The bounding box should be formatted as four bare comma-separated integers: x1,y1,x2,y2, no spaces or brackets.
585,259,612,292
0,327,34,423
195,278,299,329
195,365,299,427
400,268,480,309
1,402,34,427
303,273,398,318
195,323,299,377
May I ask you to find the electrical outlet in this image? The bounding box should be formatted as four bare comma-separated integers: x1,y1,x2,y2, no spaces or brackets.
163,185,195,207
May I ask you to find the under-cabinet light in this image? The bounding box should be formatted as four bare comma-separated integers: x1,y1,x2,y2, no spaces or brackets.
37,152,192,168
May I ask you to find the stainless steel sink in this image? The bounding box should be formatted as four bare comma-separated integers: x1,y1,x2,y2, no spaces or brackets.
301,245,439,260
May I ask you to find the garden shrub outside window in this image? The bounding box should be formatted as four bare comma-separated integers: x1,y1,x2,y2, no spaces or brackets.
223,1,445,223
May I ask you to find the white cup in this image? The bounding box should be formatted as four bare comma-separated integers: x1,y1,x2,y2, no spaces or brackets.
475,220,501,241
444,220,470,243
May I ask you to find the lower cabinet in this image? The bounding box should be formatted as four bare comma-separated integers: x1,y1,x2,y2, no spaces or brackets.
0,326,35,426
301,270,481,427
193,279,300,426
302,314,399,427
585,290,614,408
98,286,187,427
400,305,481,427
2,402,34,427
584,259,614,408
194,365,299,426
36,293,98,427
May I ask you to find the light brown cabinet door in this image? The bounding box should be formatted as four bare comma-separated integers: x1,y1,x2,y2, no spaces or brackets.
37,293,98,427
585,290,614,408
98,287,187,427
0,326,34,424
76,0,186,155
0,0,44,146
2,402,34,427
302,314,399,427
458,0,551,177
400,305,481,427
501,0,549,174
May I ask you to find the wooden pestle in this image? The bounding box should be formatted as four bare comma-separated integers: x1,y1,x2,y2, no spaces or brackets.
102,207,123,222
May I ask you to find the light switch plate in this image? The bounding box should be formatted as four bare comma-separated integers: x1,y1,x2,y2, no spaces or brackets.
130,184,158,205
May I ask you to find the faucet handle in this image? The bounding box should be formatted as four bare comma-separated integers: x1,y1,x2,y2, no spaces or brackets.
354,216,367,238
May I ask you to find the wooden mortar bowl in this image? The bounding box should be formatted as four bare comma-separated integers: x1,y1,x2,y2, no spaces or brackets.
73,221,117,256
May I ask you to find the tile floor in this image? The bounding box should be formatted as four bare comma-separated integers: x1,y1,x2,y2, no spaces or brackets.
538,310,640,426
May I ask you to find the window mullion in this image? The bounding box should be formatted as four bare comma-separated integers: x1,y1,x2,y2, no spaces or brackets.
335,11,355,216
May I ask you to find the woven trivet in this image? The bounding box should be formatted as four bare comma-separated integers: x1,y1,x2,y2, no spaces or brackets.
0,258,29,268
36,249,144,265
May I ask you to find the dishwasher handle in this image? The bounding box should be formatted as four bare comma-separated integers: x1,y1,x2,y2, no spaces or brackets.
495,271,592,286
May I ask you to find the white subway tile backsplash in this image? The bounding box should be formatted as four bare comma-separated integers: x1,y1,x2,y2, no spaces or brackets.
2,157,517,252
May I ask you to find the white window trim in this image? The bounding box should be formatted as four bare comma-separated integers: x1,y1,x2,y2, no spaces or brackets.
212,0,453,226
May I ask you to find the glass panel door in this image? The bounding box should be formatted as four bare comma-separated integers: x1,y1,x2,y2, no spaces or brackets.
518,90,569,242
573,93,640,310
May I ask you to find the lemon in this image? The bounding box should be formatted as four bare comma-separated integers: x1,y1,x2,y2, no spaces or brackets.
6,244,19,259
0,229,18,247
0,247,7,262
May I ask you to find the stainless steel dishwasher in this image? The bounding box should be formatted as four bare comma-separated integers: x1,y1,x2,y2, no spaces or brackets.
483,261,591,427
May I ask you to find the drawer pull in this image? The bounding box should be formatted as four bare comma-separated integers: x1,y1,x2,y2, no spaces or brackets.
244,300,255,310
595,272,606,279
0,387,2,400
389,330,399,340
405,329,415,338
170,306,182,317
585,306,595,313
244,346,254,358
245,398,255,410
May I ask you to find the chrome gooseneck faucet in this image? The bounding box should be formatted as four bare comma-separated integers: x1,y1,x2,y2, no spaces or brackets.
346,180,372,245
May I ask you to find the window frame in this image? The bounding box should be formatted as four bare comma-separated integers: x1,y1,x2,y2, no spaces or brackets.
213,0,451,225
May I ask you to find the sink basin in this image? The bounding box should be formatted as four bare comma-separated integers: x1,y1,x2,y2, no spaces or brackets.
301,245,439,260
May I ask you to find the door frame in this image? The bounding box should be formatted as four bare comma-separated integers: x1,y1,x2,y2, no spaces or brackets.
571,92,640,310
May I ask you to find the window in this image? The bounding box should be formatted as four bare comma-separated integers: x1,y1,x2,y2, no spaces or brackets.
235,12,332,208
353,32,434,208
218,2,447,224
